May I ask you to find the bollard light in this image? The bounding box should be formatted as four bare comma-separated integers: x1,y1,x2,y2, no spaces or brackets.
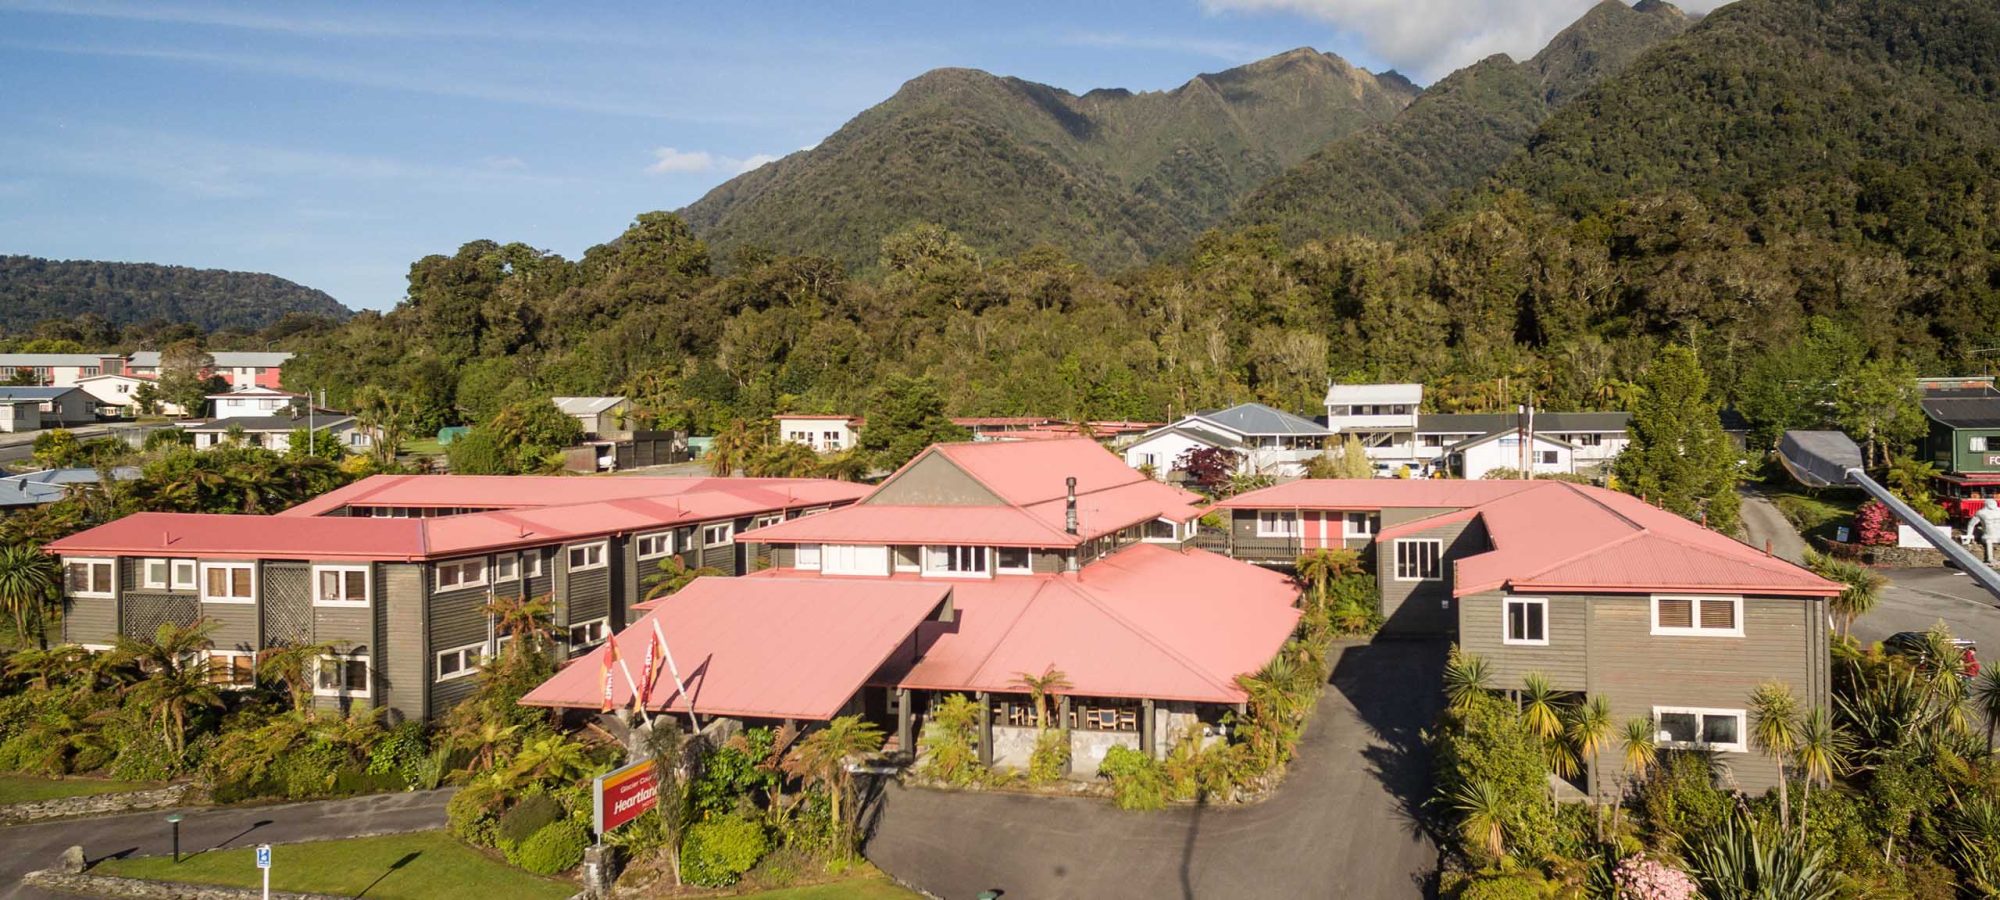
165,812,184,863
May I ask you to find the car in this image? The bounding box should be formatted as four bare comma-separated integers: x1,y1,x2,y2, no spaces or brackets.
1882,631,1981,677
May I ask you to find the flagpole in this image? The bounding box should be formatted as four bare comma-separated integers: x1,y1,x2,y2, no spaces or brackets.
651,618,700,731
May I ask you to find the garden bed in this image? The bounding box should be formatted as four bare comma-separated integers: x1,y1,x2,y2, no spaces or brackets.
0,774,157,804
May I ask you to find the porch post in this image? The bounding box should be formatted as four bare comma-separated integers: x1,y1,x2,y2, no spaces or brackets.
1057,695,1073,776
896,687,912,756
976,691,993,767
1141,698,1156,758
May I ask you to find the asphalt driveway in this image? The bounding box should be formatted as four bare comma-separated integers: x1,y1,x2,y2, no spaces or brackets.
862,640,1444,900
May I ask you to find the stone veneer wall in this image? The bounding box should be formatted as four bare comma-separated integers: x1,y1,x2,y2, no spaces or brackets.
0,783,199,825
24,870,347,900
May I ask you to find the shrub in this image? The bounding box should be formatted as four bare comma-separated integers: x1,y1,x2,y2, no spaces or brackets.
330,767,404,797
107,724,181,782
511,820,589,876
680,813,770,887
1456,873,1547,900
1098,745,1169,811
1027,729,1069,785
1634,752,1731,845
916,693,982,785
447,780,505,847
1613,856,1698,900
691,727,777,818
496,792,564,850
367,720,431,782
1432,692,1560,863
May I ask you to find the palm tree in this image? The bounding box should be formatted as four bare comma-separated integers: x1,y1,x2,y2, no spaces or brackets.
1792,707,1845,837
1519,672,1563,739
781,715,884,859
1443,648,1491,714
1803,550,1885,637
1450,780,1509,862
1010,665,1072,731
350,384,414,465
707,419,762,477
455,717,524,775
484,593,554,653
0,542,59,648
744,441,821,478
1749,681,1805,832
1974,668,2000,752
642,557,722,602
1293,548,1360,601
256,640,341,713
115,618,224,757
1567,696,1614,806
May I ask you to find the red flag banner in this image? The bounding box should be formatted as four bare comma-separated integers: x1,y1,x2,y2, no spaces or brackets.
638,629,660,706
599,636,620,713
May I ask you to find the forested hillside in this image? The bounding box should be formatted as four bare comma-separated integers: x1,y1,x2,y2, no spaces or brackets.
1226,0,1690,242
0,256,350,332
284,0,2000,454
678,51,1417,271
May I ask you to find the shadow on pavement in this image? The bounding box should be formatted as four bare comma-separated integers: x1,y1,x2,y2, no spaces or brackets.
1332,640,1446,849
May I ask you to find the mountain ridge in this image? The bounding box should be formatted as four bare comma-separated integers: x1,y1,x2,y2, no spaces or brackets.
0,255,351,333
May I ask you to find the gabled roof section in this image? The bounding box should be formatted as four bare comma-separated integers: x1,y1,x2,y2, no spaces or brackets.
0,386,86,401
1417,411,1630,434
1129,422,1248,450
1189,403,1331,437
1922,396,2000,429
552,396,627,415
1326,383,1423,405
1214,478,1540,512
1447,429,1578,452
207,386,299,399
519,577,954,721
45,512,428,561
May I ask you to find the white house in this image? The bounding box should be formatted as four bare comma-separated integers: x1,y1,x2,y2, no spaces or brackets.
775,414,862,453
1447,430,1579,480
208,386,303,420
1124,403,1332,479
125,350,291,389
1325,383,1423,464
75,374,186,418
0,354,127,388
0,401,40,433
552,396,630,440
187,415,369,453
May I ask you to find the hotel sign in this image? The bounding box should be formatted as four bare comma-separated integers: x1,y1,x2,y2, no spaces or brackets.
591,759,659,835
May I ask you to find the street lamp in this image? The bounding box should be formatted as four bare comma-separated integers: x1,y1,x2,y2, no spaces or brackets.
165,812,184,863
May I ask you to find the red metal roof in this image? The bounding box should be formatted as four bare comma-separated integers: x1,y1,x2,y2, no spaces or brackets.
48,476,871,562
951,416,1056,427
1226,479,1839,598
519,578,952,721
815,544,1299,704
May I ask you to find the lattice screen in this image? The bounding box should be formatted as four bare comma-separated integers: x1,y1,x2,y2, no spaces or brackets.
262,563,313,646
122,594,198,639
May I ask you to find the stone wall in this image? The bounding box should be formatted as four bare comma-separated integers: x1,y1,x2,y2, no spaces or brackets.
991,725,1038,770
1814,537,1947,569
0,783,199,825
1070,730,1140,777
24,869,346,900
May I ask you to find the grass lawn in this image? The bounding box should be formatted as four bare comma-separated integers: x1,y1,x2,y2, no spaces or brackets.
93,830,574,900
0,775,154,804
1768,486,1864,543
401,436,445,456
739,870,921,899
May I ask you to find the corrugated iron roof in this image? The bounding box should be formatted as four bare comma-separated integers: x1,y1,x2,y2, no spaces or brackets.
519,577,952,721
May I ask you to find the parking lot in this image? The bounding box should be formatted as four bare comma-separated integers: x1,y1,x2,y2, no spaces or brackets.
1856,566,2000,654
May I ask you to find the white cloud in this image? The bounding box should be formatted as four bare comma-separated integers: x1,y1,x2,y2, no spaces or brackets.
1200,0,1733,82
645,147,781,176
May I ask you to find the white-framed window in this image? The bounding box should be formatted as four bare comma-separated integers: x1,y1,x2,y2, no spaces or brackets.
1537,450,1560,465
493,555,519,582
1393,539,1443,582
752,514,781,529
64,558,114,598
1503,597,1548,646
799,506,830,518
996,546,1033,574
312,565,370,607
1653,706,1746,752
1974,436,1990,452
636,532,674,560
435,642,488,682
171,559,197,590
142,558,176,590
795,544,822,570
1344,512,1377,538
1143,519,1179,543
924,545,989,578
566,542,607,571
1651,594,1743,637
568,618,609,648
823,544,890,576
524,552,544,578
702,523,733,547
1256,511,1300,538
1574,433,1603,447
199,562,256,603
434,558,487,591
203,650,256,689
314,653,371,698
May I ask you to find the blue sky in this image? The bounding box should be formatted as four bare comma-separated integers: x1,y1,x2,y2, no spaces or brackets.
0,0,1726,312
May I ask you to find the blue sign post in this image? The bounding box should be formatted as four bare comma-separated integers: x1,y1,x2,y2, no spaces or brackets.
255,844,271,900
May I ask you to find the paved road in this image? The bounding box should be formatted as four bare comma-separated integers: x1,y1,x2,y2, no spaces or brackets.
0,789,454,900
863,640,1444,900
0,425,119,465
1857,566,2000,651
1737,490,1807,564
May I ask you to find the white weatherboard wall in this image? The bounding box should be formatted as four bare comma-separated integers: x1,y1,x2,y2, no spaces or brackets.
1124,431,1225,478
1463,434,1574,481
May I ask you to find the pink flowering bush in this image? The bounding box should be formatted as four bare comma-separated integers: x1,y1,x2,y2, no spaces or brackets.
1614,856,1696,900
1854,500,1897,546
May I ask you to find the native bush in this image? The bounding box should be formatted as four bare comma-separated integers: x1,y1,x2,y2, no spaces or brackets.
447,779,505,847
680,812,770,887
691,727,777,817
497,792,565,851
1455,872,1548,900
1633,752,1731,846
1027,729,1069,786
1431,692,1560,864
366,720,432,783
916,693,982,785
512,820,589,875
1098,745,1170,811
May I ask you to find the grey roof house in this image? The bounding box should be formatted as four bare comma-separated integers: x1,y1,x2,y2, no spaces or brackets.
0,467,141,510
1123,402,1333,479
0,386,96,427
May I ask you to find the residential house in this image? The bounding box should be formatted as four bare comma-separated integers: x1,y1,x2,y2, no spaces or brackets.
0,401,38,434
76,373,186,418
123,351,291,390
1324,383,1423,464
0,386,95,427
186,415,369,453
209,386,304,420
952,417,1058,440
1916,377,2000,519
1123,403,1332,479
0,467,141,511
775,414,862,453
522,438,1302,776
44,474,871,722
1208,479,1839,795
0,354,127,388
1325,383,1630,477
553,397,631,440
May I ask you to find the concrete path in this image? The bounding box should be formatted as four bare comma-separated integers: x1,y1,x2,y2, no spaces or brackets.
0,788,454,900
862,641,1444,900
1737,489,1807,564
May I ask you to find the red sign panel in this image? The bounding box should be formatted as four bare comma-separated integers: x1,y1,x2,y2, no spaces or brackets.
592,759,658,835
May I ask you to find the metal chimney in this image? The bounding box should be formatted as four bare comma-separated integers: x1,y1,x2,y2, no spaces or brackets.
1064,477,1078,535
